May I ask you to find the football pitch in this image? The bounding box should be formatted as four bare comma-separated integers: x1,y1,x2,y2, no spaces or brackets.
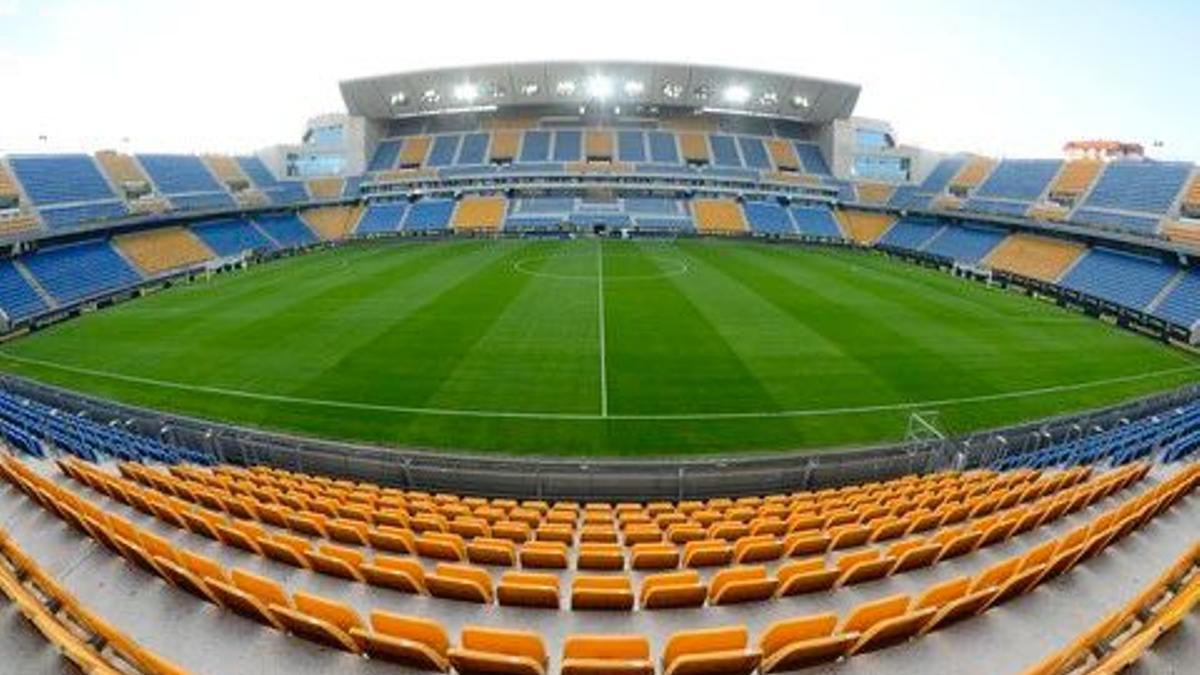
0,237,1196,456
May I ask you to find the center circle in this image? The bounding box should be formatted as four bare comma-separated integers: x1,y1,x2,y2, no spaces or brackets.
512,252,690,281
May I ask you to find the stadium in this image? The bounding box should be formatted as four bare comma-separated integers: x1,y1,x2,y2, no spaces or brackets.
0,12,1198,675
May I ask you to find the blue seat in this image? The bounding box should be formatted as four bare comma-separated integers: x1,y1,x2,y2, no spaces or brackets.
456,133,490,165
355,203,408,235
1151,269,1200,328
367,140,402,172
1059,248,1176,311
922,223,1007,264
617,131,647,162
21,240,141,305
789,206,842,238
709,135,742,168
552,131,582,162
743,201,794,235
254,213,318,247
403,199,454,232
975,159,1061,201
877,217,942,252
519,131,552,163
191,217,277,257
736,137,771,170
426,135,462,167
1081,161,1192,215
8,155,118,205
0,261,49,322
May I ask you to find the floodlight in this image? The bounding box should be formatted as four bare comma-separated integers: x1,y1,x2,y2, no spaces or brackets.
723,85,750,104
586,75,614,99
555,79,577,96
389,92,407,107
623,80,645,96
453,82,479,102
661,82,683,99
520,82,540,96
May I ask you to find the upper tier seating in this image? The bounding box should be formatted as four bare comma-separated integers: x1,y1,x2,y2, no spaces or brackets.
191,217,277,257
490,131,520,162
888,185,932,211
743,201,794,235
975,160,1061,202
254,214,319,248
553,131,582,163
737,136,772,170
983,233,1085,283
1151,268,1200,328
921,223,1006,264
0,163,21,199
94,150,151,188
1081,161,1192,214
304,178,345,201
836,209,896,244
21,240,141,305
693,199,748,234
403,199,454,232
877,217,943,251
301,206,362,241
457,133,490,165
38,201,129,230
963,198,1031,218
679,133,710,164
7,155,117,205
949,157,996,191
795,144,831,175
114,226,213,275
611,131,644,163
236,156,280,188
919,157,967,194
1071,209,1162,234
203,154,250,187
0,261,49,321
1060,248,1177,311
584,130,613,161
648,132,680,164
1049,160,1103,198
137,154,224,195
768,140,800,171
367,140,401,172
1163,220,1200,250
354,203,408,235
426,135,461,168
709,135,742,168
1182,173,1200,214
398,136,431,168
790,206,843,238
452,196,506,233
855,183,895,205
520,131,552,163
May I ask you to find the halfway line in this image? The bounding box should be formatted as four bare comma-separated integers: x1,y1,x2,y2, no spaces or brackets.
596,239,609,418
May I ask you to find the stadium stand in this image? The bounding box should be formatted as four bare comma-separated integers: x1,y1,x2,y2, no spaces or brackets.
919,157,967,194
398,136,432,168
693,198,748,234
452,196,506,233
304,178,345,201
888,185,932,211
648,131,680,164
300,206,363,241
1060,248,1177,311
1151,268,1200,328
743,201,794,235
358,187,413,221
553,130,582,163
191,217,277,257
425,135,461,167
679,133,710,164
877,216,943,252
795,144,831,175
963,198,1032,218
767,139,800,172
984,233,1085,282
20,240,141,305
520,131,552,163
949,156,996,192
137,154,235,211
617,131,647,163
737,136,772,170
114,226,213,275
1182,172,1200,216
709,134,742,168
584,130,613,161
1080,161,1192,215
1164,220,1200,249
203,154,251,188
0,261,49,322
1048,160,1103,201
94,150,152,189
367,140,401,172
490,131,520,162
836,209,896,244
922,222,1007,264
457,132,490,165
403,199,455,232
253,213,319,248
975,159,1061,202
7,155,118,206
790,205,843,238
855,182,895,205
1071,208,1163,234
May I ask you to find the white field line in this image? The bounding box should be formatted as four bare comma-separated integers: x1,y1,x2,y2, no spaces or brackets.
596,240,609,418
0,351,1197,422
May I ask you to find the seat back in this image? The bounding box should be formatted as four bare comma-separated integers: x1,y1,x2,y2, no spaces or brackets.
759,614,838,658
842,594,911,634
663,626,747,667
370,611,449,654
915,576,970,611
294,592,363,634
231,569,289,607
461,626,547,665
563,635,650,661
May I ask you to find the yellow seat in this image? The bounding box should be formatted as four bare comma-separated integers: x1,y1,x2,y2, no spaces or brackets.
630,542,679,570
708,565,778,605
304,543,365,581
448,626,548,675
776,558,840,596
661,626,761,675
350,611,450,672
466,537,518,566
270,592,363,653
360,554,426,594
640,570,707,610
577,543,625,570
561,635,654,675
571,575,634,611
682,539,732,567
520,541,570,569
835,549,897,587
426,563,493,604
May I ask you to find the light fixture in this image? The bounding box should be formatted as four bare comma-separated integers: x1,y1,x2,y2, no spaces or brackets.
693,84,712,101
420,88,440,104
723,85,750,104
520,82,540,97
661,82,683,99
389,92,407,107
758,90,778,106
490,84,507,99
453,82,479,102
586,75,614,99
555,79,577,96
791,94,811,109
623,80,645,96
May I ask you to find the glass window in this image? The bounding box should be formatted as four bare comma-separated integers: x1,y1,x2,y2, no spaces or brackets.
303,125,344,147
855,129,893,149
853,155,909,181
288,153,344,177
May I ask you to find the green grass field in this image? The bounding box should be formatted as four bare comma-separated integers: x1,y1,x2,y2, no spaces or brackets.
0,238,1195,456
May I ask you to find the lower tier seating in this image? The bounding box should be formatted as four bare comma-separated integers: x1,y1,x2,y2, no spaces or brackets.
1059,248,1176,312
835,210,895,244
191,218,277,258
21,240,141,305
451,197,506,233
984,233,1085,283
693,199,748,235
114,227,214,275
301,206,363,241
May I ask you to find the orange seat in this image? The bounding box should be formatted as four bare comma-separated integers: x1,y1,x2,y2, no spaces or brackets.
426,563,493,604
733,534,784,563
448,626,548,675
835,549,897,587
497,571,560,609
520,541,570,569
305,543,365,581
682,539,733,567
270,592,363,653
466,537,517,566
561,635,654,675
759,613,857,673
571,575,634,611
708,566,778,605
631,543,679,570
360,554,426,594
776,558,840,596
640,570,707,610
577,543,625,570
661,626,761,675
350,611,450,671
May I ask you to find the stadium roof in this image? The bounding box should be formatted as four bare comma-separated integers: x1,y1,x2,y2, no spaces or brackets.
339,61,861,123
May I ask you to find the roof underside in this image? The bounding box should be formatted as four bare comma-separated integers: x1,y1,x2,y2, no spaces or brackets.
340,61,860,124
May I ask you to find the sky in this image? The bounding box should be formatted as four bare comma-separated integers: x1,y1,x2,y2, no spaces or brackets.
1,0,1197,161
